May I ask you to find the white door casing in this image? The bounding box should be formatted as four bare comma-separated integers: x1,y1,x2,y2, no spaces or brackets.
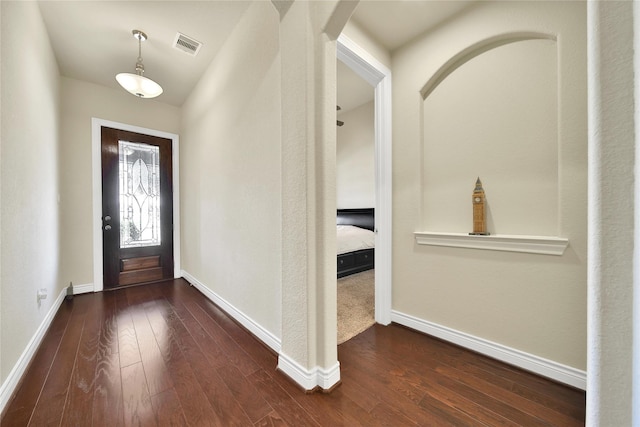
91,118,181,292
337,34,392,324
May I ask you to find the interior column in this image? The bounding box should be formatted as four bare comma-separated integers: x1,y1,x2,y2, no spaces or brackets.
586,1,638,424
274,0,358,391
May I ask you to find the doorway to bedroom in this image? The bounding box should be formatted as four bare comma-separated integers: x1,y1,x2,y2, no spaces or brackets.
336,59,377,344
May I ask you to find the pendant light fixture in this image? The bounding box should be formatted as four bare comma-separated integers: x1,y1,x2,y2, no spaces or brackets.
116,30,163,98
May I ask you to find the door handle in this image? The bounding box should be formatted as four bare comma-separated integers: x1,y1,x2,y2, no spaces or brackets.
104,215,112,221
104,225,112,231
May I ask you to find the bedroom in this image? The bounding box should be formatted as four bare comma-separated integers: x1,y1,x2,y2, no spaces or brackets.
335,61,376,342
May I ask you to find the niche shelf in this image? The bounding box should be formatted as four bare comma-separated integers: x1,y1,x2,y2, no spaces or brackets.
414,231,569,256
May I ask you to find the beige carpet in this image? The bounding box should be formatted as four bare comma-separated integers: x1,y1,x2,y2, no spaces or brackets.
337,269,375,344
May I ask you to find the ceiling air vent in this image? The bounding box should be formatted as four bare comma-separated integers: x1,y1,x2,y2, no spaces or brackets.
173,32,202,56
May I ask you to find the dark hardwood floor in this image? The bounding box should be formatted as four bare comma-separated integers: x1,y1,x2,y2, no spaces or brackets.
1,279,585,426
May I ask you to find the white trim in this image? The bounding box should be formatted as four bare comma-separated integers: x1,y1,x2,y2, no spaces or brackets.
91,118,180,292
181,269,343,391
414,231,569,256
171,137,181,276
277,353,341,391
71,283,94,295
338,34,393,325
392,310,587,390
337,35,388,87
0,287,67,413
181,270,281,353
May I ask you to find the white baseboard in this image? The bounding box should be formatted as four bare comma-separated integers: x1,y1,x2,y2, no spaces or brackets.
391,310,587,390
180,271,341,391
277,353,341,391
72,283,94,295
180,270,281,353
0,287,67,413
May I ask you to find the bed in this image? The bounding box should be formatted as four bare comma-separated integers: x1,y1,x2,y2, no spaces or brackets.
337,208,375,278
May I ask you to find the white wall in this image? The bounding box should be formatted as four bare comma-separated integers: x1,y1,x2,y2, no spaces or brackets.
0,1,61,381
180,1,282,339
336,101,375,209
392,1,587,372
59,77,180,288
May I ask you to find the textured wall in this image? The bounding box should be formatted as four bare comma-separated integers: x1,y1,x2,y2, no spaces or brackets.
0,1,61,381
586,1,637,424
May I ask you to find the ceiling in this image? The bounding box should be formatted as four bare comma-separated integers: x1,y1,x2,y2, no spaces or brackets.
338,0,476,113
350,0,476,52
38,1,252,106
37,1,474,108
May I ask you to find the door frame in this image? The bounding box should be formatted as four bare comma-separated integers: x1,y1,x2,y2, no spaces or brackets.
337,34,392,324
91,118,181,292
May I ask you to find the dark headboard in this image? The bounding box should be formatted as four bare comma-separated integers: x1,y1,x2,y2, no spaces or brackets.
337,208,375,231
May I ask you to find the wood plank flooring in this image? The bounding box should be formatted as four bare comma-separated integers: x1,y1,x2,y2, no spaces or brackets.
1,279,586,426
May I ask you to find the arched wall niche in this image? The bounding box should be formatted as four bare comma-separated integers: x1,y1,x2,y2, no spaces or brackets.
420,32,557,98
420,33,560,237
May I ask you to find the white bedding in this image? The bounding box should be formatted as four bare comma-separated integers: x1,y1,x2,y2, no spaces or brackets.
337,225,375,255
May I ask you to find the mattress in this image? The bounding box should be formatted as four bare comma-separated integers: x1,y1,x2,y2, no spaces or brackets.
337,225,375,255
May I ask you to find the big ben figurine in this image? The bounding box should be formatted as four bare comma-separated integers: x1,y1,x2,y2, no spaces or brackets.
470,177,490,235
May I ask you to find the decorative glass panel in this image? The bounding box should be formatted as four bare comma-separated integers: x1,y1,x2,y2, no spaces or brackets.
119,141,161,248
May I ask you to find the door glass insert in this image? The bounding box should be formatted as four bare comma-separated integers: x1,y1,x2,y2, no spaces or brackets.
119,140,161,248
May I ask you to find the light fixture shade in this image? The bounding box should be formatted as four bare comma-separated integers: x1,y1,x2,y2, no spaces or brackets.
116,73,163,98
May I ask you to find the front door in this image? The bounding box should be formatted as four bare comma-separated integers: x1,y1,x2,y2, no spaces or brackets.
101,126,174,289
